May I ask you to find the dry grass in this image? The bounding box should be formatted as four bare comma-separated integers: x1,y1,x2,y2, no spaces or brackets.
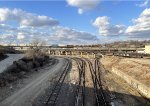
101,56,150,87
25,49,47,59
25,38,48,59
101,56,120,70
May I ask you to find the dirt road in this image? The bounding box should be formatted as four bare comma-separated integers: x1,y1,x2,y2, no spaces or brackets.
0,57,68,106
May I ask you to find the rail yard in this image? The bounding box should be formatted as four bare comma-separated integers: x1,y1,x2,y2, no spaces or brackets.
0,43,150,106
1,0,150,105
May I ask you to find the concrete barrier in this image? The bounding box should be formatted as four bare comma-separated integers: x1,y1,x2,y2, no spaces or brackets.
80,54,95,59
112,67,150,99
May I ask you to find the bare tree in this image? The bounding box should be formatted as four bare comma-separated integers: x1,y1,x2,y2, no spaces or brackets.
26,38,47,59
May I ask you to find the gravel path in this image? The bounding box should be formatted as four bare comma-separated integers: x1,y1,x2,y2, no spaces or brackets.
0,57,67,106
0,54,24,73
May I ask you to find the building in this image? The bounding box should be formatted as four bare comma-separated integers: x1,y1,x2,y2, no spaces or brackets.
145,45,150,54
137,48,145,54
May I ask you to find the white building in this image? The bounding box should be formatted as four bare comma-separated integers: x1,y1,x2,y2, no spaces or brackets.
145,45,150,54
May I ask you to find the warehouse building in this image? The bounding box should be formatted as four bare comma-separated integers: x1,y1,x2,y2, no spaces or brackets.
145,45,150,54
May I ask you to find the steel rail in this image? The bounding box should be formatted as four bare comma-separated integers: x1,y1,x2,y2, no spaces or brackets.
73,58,86,106
85,58,108,106
94,59,108,106
86,59,100,106
45,59,71,106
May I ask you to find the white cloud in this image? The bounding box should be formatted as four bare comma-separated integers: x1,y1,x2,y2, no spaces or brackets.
0,24,11,30
93,16,110,27
49,26,99,44
0,23,99,45
0,34,14,39
0,7,100,44
0,8,59,27
66,0,100,14
125,8,150,38
136,0,149,7
78,8,84,14
17,32,25,40
93,16,125,36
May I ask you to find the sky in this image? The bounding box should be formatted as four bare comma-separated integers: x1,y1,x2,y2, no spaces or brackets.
0,0,150,45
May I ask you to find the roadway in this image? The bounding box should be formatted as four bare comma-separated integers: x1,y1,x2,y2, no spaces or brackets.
0,54,24,73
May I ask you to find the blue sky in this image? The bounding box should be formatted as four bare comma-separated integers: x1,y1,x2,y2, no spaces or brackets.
0,0,150,45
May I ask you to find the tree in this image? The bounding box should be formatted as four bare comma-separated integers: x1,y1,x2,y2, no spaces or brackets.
26,38,47,59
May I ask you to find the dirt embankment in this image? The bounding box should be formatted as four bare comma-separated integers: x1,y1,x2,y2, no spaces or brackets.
0,55,52,87
100,56,150,105
101,56,120,71
101,56,150,87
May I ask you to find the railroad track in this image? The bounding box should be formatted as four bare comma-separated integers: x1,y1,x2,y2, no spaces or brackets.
45,57,108,106
45,59,71,106
86,58,109,106
73,58,86,106
73,57,109,106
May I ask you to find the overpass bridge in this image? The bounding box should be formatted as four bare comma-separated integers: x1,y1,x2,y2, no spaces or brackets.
4,45,138,56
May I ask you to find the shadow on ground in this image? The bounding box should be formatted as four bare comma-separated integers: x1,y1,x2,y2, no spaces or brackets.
34,82,150,106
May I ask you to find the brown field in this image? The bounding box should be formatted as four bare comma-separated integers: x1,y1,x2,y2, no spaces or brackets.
101,56,150,87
